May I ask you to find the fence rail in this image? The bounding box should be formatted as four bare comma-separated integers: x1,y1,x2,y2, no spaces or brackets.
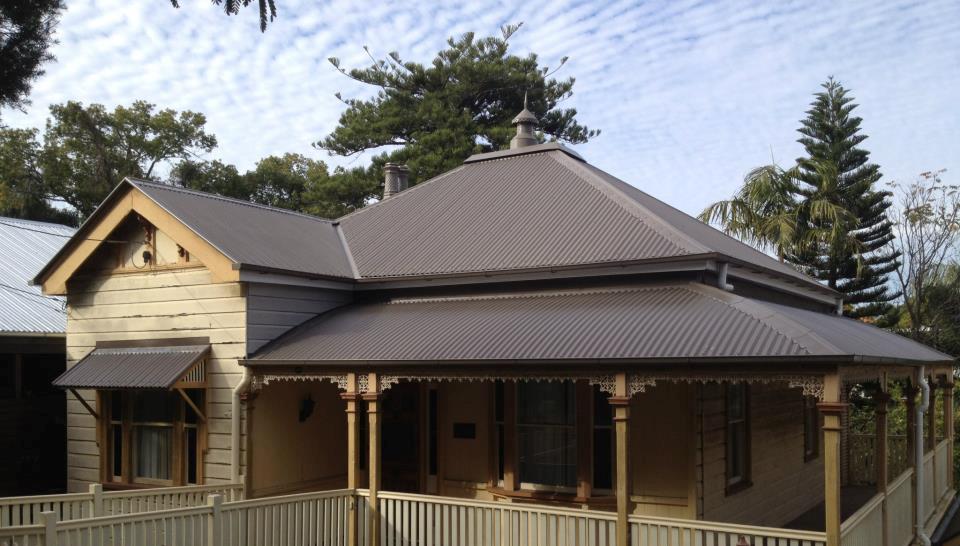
849,434,909,486
0,483,242,530
630,514,826,546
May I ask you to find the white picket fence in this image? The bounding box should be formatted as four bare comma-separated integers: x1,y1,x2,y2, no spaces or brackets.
629,514,826,546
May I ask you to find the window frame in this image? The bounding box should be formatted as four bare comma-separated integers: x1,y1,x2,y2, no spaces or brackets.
724,382,752,495
515,381,578,492
101,389,206,487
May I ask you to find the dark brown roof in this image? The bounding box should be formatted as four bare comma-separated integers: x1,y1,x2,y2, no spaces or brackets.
248,283,950,365
130,180,355,279
53,345,209,389
338,146,830,294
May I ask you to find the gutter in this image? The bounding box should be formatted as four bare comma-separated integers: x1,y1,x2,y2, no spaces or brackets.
231,367,253,484
916,366,932,546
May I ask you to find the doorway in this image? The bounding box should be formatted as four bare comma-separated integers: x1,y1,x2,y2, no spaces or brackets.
381,382,420,492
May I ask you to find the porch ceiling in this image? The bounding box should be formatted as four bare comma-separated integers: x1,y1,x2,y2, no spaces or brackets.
247,282,951,367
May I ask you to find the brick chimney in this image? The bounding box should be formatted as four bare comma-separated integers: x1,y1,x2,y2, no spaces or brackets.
383,163,410,199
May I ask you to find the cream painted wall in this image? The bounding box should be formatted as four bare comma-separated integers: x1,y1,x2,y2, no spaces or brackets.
439,382,492,499
249,380,347,497
65,267,247,492
699,382,825,527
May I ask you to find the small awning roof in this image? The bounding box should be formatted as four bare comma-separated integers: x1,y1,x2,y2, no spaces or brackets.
54,345,210,389
247,283,952,367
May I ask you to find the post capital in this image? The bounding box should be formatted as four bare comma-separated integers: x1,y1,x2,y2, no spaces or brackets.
817,401,848,417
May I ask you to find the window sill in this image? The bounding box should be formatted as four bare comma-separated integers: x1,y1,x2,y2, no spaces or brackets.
724,480,753,497
102,482,173,491
487,487,615,505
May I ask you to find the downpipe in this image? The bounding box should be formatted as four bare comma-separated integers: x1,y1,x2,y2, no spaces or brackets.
231,367,253,484
915,366,932,546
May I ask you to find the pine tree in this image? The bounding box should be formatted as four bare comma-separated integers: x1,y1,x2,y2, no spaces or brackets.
791,78,901,319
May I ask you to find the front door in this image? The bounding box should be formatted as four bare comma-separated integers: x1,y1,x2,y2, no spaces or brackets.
381,382,420,492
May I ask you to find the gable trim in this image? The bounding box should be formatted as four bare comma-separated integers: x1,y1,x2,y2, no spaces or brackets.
35,181,239,295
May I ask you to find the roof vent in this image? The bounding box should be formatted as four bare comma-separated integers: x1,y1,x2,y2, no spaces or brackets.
510,94,539,150
383,163,410,199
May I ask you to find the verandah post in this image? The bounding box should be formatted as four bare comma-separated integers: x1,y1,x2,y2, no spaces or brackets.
874,377,891,546
904,384,919,532
609,372,632,546
943,375,955,492
342,373,361,546
363,372,382,546
818,371,845,546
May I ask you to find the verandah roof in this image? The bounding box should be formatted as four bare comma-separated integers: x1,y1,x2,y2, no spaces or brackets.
247,282,951,367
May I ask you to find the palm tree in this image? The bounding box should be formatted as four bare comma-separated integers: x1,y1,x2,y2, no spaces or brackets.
700,162,862,265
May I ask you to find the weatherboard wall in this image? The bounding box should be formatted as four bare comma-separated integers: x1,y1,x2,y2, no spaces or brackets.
64,267,247,492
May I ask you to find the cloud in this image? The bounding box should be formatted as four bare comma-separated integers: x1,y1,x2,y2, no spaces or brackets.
3,0,958,216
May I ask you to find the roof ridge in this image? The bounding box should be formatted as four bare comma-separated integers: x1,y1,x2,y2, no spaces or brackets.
334,165,468,223
552,154,709,255
0,216,76,230
128,178,336,224
386,284,680,305
685,283,841,356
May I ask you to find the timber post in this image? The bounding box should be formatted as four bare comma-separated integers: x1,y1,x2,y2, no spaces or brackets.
818,371,845,546
88,483,104,517
41,511,58,546
875,386,891,546
342,373,361,546
609,372,632,546
943,377,955,491
363,372,382,546
206,493,223,546
904,384,919,532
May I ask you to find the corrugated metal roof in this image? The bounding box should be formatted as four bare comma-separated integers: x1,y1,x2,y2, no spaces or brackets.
0,217,74,335
53,345,209,389
249,283,950,365
129,180,355,279
339,151,693,278
338,147,829,294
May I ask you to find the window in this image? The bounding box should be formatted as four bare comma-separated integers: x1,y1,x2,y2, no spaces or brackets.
517,381,577,489
105,389,204,486
803,395,819,461
725,383,751,494
592,386,614,490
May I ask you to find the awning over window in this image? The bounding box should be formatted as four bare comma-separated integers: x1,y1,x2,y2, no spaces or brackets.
54,344,209,390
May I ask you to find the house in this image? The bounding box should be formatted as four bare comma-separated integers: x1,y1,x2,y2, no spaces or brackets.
0,216,75,495
30,109,955,546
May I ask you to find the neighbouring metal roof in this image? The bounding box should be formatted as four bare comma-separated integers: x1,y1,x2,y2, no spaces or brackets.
53,345,209,389
129,180,355,279
248,283,951,365
338,148,831,294
0,216,74,335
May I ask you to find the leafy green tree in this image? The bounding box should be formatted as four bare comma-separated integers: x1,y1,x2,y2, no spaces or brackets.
0,0,64,114
170,159,250,200
301,165,380,219
791,79,901,319
0,127,76,224
41,100,216,218
701,161,858,264
170,154,376,219
168,0,276,32
317,23,598,193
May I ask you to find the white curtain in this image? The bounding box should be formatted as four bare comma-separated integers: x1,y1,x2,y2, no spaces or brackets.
135,426,172,480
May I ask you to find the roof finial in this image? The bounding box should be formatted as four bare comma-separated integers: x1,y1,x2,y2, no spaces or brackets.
510,91,538,150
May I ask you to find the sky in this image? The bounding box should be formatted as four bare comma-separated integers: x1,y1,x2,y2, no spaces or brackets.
3,0,959,216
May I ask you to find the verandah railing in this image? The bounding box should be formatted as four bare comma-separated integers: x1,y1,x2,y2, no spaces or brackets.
840,438,954,546
1,487,827,546
0,483,244,529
